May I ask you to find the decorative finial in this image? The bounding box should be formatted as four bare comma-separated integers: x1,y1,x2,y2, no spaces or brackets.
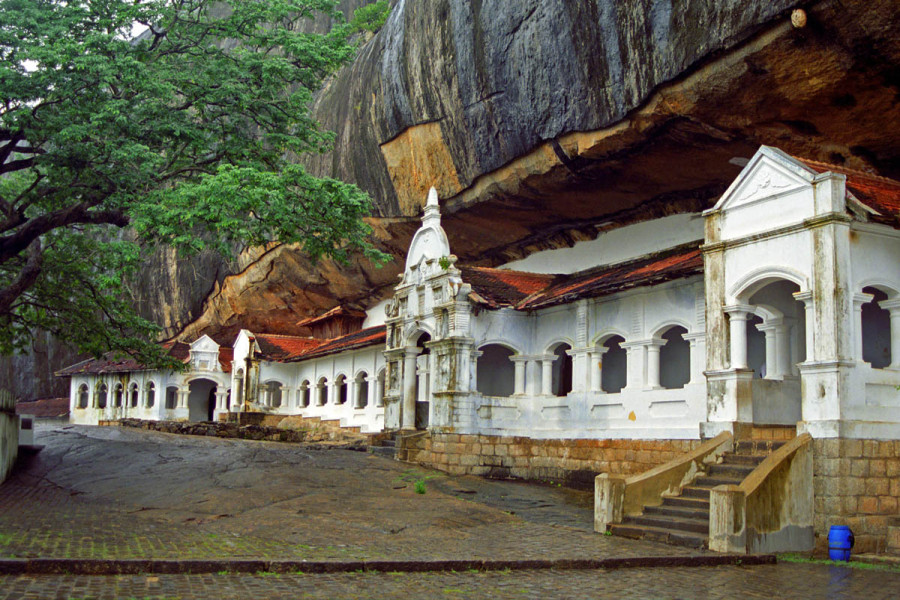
427,186,439,207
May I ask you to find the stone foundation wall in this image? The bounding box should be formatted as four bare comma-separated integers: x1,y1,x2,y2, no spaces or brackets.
401,433,700,489
813,438,900,554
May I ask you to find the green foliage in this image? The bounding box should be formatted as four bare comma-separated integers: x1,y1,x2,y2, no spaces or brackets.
414,479,426,494
349,1,391,34
0,0,389,365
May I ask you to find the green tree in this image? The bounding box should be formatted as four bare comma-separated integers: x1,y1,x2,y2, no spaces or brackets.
0,0,387,366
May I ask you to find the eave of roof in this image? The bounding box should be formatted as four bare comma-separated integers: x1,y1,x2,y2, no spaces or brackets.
798,158,900,228
284,325,386,362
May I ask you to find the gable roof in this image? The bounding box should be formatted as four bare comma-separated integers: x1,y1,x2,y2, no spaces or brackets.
797,158,900,228
254,334,326,361
295,305,366,328
462,243,703,312
285,325,386,362
55,339,234,377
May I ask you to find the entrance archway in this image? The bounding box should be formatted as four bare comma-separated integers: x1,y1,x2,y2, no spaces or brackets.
188,378,217,422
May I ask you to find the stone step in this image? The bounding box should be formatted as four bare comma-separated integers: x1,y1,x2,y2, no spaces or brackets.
721,453,766,466
608,523,707,549
707,463,756,479
643,504,710,521
661,495,710,510
627,514,709,535
381,439,396,448
680,486,712,500
691,474,744,488
368,446,396,459
734,439,786,455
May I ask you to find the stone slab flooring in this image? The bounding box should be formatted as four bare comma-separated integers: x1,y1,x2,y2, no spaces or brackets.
1,424,694,562
2,563,899,600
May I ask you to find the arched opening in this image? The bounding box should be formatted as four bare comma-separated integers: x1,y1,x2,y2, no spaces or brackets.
376,369,385,407
317,377,328,406
97,383,108,409
113,383,124,408
742,279,806,425
299,380,310,408
129,383,139,408
550,343,573,397
77,384,89,409
146,382,155,408
225,389,231,411
355,372,369,408
165,386,179,410
334,374,347,405
476,344,515,397
659,326,690,389
187,378,217,422
601,336,627,394
264,381,283,408
862,287,891,369
414,332,431,430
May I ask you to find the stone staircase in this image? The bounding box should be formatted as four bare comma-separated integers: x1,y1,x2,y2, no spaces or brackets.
608,428,795,548
367,435,397,459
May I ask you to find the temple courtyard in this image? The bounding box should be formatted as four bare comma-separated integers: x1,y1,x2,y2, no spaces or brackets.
0,424,897,599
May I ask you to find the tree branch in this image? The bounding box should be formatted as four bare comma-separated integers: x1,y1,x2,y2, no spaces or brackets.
0,239,43,316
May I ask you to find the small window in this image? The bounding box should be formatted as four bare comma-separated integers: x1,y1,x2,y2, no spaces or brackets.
146,383,156,408
355,372,369,409
97,384,108,409
21,418,33,430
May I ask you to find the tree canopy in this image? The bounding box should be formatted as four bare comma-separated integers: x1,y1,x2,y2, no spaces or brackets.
0,0,389,367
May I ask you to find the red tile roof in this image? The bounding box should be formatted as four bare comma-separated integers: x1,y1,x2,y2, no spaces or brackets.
798,158,900,227
254,334,325,361
459,267,556,309
16,397,70,418
285,325,386,362
518,244,703,310
55,340,234,376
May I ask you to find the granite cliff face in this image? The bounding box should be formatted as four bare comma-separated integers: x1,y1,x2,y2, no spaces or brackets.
4,0,900,399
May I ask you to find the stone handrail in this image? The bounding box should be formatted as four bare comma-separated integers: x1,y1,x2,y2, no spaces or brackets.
709,433,814,553
594,431,733,532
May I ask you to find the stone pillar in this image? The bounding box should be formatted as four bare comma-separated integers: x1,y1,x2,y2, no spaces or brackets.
282,386,295,410
511,356,527,395
594,474,626,533
177,388,189,410
774,320,792,377
724,305,753,369
541,356,554,396
684,333,705,384
881,299,900,368
708,484,746,553
645,339,664,390
757,321,778,379
589,347,608,392
852,293,874,362
402,348,421,430
214,389,228,412
793,291,815,362
416,354,430,403
620,342,644,390
525,357,539,395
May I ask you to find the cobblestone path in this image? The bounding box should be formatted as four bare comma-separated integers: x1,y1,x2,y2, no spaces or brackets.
0,424,695,562
1,563,898,599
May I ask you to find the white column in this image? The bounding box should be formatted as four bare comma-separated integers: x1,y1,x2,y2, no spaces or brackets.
757,322,778,379
282,386,295,410
416,354,429,403
511,356,527,395
402,348,421,429
525,357,538,395
177,388,189,410
684,333,705,384
541,356,554,395
724,305,753,370
620,342,644,390
882,299,900,368
589,347,608,392
645,340,664,389
793,291,815,363
852,293,874,362
774,320,792,377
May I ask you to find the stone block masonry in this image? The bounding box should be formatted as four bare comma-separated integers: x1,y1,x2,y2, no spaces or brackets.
400,433,700,489
813,438,900,555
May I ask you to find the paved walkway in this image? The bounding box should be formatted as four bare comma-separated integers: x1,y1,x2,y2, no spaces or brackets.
1,424,898,599
0,424,693,562
2,563,898,599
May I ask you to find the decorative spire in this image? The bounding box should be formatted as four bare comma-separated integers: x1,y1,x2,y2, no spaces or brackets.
422,186,441,227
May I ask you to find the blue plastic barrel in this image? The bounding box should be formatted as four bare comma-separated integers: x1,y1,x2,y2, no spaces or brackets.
828,525,854,561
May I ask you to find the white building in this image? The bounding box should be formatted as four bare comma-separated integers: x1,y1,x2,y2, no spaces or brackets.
58,146,900,550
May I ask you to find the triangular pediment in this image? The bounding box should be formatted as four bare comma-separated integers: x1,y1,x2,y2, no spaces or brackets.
190,334,219,353
711,146,818,213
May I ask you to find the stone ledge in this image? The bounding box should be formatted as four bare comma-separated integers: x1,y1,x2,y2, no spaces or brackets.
0,554,777,575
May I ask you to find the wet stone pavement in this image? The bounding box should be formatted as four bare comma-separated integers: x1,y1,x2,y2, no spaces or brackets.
0,424,898,599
